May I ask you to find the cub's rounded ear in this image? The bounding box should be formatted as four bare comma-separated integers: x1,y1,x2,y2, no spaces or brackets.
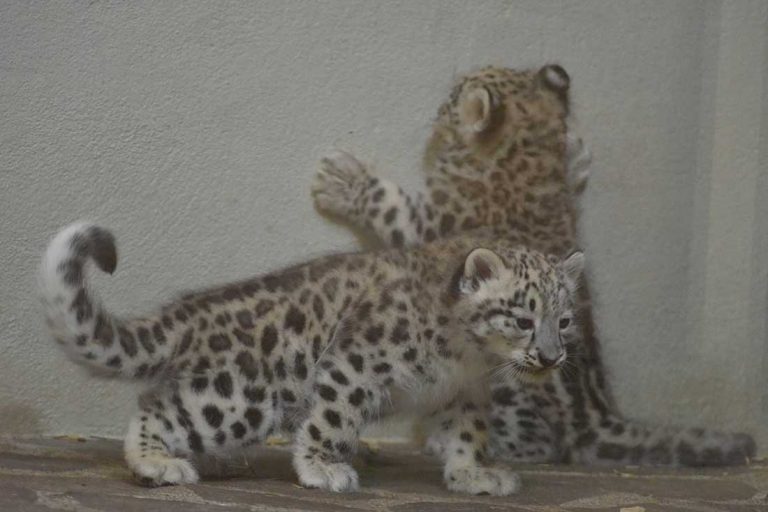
538,64,570,92
559,250,585,286
459,86,494,133
460,248,505,293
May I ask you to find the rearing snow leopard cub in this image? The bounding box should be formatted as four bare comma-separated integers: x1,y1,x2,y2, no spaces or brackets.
313,64,756,466
40,222,583,494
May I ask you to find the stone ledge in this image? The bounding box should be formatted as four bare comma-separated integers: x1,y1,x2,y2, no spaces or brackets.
1,437,767,511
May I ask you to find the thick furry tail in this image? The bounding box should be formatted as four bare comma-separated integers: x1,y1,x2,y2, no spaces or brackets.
563,323,756,467
571,415,756,467
40,223,175,379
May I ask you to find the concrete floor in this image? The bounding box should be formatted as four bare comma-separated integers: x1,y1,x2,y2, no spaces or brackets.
1,437,767,512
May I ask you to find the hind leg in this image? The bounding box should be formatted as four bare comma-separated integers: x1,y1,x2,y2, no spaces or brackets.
124,411,199,486
125,372,278,486
292,358,391,492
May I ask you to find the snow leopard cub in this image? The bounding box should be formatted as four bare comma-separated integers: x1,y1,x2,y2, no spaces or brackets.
40,223,584,494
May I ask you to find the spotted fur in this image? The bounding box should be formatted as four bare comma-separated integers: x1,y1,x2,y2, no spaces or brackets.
40,222,583,493
312,64,756,467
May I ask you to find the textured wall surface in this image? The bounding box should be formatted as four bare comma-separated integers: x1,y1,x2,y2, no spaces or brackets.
1,0,766,450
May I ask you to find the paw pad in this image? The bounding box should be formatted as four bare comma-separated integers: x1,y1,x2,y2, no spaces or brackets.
312,150,369,217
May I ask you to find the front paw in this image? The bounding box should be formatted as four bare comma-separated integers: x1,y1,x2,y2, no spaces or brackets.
295,456,360,493
444,465,521,496
312,150,370,219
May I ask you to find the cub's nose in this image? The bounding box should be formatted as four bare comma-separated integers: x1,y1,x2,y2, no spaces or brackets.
538,353,562,369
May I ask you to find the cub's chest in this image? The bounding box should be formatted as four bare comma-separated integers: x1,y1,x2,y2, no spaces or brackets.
385,357,489,415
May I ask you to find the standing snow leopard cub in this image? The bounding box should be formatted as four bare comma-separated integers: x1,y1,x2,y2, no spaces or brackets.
40,223,584,494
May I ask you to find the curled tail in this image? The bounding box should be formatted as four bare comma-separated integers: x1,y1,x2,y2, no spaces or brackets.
572,416,756,467
40,223,175,380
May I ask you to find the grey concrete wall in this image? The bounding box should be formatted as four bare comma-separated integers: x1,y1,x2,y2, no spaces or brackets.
1,0,766,450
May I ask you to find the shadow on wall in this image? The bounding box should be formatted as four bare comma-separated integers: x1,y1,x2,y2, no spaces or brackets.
0,403,43,436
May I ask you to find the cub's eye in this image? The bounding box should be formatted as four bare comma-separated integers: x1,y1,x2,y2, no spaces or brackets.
559,318,571,329
515,318,534,330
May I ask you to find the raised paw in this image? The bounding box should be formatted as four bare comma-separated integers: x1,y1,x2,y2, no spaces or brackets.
129,454,199,487
444,465,521,496
565,133,592,196
295,457,360,493
312,150,370,218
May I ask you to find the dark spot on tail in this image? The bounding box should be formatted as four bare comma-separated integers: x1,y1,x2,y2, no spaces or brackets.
70,288,93,324
700,448,725,466
70,227,116,274
736,433,757,460
59,260,83,287
178,329,194,356
86,227,117,274
117,325,138,358
596,442,628,461
677,441,699,466
93,312,114,347
136,327,155,354
708,433,754,466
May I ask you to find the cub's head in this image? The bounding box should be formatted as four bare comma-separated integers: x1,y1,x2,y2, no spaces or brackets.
452,245,584,380
429,65,570,164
